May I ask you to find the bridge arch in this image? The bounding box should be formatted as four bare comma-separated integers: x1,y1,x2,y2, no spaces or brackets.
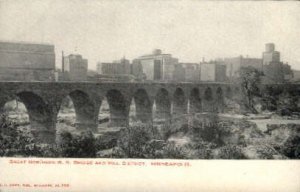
154,88,171,120
189,88,202,113
60,90,98,131
204,87,213,101
132,88,152,123
16,91,55,143
106,89,129,127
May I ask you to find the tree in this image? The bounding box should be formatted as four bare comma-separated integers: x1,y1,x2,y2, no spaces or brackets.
239,66,262,114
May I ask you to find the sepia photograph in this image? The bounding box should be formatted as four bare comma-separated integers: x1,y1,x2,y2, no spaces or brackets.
0,0,300,191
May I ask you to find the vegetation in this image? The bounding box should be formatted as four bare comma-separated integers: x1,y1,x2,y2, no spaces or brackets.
1,110,299,159
278,135,300,159
239,66,262,114
59,131,96,158
0,113,58,157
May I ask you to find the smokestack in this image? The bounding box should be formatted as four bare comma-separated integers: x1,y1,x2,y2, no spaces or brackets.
62,51,64,81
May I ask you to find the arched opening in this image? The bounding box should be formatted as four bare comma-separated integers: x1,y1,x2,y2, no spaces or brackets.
57,96,76,133
106,89,128,127
173,88,187,115
203,87,214,112
98,98,110,128
58,90,97,132
189,88,202,113
129,98,136,124
1,98,30,143
4,91,55,143
2,98,29,125
131,89,152,123
204,87,213,101
216,87,224,113
154,88,171,120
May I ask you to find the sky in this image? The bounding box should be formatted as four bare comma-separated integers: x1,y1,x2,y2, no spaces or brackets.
0,0,299,70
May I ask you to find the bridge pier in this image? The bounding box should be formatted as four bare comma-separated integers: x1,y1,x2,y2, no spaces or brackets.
106,90,130,127
133,89,153,123
189,88,202,114
173,88,187,116
28,108,57,144
202,101,216,112
154,89,171,120
154,101,171,120
135,105,152,123
68,91,100,132
172,102,188,116
109,115,129,127
75,122,98,132
31,129,56,144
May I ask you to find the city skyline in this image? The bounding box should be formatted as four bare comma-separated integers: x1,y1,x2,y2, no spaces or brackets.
0,1,299,70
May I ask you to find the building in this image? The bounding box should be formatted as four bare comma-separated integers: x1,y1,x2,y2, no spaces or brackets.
133,49,178,81
0,41,55,81
63,54,88,81
99,57,131,75
113,57,131,74
292,70,300,82
222,56,263,80
200,62,226,82
131,60,145,81
282,63,293,81
173,64,185,82
262,43,291,83
180,63,200,82
98,57,138,82
263,43,280,65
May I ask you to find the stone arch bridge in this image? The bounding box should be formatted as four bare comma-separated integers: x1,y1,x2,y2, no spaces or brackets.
0,82,241,143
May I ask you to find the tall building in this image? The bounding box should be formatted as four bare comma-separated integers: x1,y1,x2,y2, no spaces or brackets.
262,43,288,83
133,49,178,81
200,62,226,82
0,41,55,81
173,64,185,82
63,54,88,81
263,43,280,65
131,60,145,80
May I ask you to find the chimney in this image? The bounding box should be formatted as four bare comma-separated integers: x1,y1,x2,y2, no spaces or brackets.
62,51,65,81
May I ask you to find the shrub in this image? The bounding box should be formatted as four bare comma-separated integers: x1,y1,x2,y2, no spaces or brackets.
117,124,152,158
95,133,119,151
279,135,300,159
186,138,217,159
216,145,246,159
60,131,96,158
190,115,231,146
0,113,58,157
160,142,188,159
